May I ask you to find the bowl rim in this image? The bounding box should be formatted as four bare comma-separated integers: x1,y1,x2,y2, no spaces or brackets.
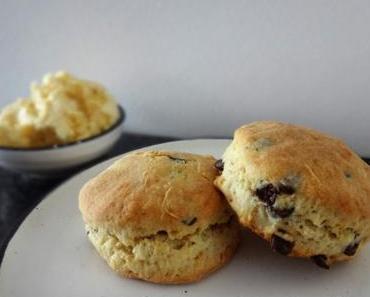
0,105,125,152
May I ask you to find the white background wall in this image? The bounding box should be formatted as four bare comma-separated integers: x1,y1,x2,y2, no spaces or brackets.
1,1,370,155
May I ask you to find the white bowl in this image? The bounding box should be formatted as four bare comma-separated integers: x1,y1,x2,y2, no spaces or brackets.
0,106,125,174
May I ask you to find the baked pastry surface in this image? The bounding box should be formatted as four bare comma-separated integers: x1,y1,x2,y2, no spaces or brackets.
79,150,240,283
215,121,370,268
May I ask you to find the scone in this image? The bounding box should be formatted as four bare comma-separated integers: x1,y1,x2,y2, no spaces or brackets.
79,151,240,284
215,121,370,269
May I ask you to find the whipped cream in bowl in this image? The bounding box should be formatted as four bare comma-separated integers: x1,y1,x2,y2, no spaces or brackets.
0,71,125,174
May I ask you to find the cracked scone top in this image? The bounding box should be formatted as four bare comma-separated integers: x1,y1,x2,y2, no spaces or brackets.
215,121,370,268
79,150,240,284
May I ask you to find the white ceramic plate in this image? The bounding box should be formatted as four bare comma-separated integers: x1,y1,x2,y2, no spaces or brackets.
1,139,370,297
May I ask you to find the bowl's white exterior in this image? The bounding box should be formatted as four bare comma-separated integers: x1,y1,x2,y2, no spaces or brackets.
0,123,123,173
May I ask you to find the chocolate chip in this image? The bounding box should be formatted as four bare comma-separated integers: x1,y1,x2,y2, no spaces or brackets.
278,183,295,195
182,217,197,226
269,207,295,218
344,242,359,256
167,156,187,163
256,184,278,206
311,255,329,269
271,234,294,255
86,231,90,235
277,228,287,234
344,172,352,179
215,159,224,171
157,230,168,236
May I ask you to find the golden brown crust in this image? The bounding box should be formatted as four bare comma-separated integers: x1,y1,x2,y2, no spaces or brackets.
215,121,370,266
79,150,240,283
233,121,370,219
79,151,231,239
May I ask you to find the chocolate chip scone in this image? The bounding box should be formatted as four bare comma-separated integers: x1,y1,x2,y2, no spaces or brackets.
79,151,240,284
214,121,370,269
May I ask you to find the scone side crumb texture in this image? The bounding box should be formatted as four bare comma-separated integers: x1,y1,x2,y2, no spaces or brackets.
79,150,240,283
0,71,119,148
215,121,370,265
85,218,239,284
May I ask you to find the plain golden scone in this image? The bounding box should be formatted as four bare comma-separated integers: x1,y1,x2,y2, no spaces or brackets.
79,151,240,284
214,121,370,269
